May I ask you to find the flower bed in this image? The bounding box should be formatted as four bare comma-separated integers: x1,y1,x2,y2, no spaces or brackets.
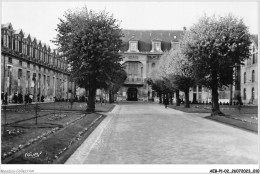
3,128,24,137
4,113,106,164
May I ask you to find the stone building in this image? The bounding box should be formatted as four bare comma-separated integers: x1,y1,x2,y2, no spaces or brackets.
1,22,74,103
240,35,258,105
118,29,183,101
118,30,258,105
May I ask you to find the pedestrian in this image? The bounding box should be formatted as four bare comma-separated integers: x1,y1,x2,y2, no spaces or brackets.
18,93,23,103
1,91,4,104
29,94,33,103
4,92,8,105
25,94,29,104
41,95,44,102
14,92,18,103
37,94,40,102
164,98,169,108
237,96,242,113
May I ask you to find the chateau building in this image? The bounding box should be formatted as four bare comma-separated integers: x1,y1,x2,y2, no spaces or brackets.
1,23,74,103
119,30,258,105
119,29,183,101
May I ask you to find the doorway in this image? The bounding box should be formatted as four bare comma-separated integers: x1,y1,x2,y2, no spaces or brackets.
127,88,138,101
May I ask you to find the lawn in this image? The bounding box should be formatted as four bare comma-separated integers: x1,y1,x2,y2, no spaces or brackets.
167,103,258,133
1,102,115,164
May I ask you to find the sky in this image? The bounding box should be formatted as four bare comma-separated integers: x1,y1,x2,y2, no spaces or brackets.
1,1,259,49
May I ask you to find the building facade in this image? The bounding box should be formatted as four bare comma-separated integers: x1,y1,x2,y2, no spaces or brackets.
240,35,258,105
118,29,183,101
1,23,74,103
118,30,258,105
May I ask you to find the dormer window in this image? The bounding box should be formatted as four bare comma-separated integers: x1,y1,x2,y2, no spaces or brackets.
151,41,162,52
171,41,180,50
128,41,139,52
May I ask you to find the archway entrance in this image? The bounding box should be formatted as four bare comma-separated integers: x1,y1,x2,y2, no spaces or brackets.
127,88,138,101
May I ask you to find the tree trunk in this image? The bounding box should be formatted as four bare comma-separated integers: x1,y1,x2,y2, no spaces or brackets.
159,92,162,103
184,89,190,108
176,90,180,106
87,87,96,112
211,73,224,116
109,90,114,104
169,93,173,105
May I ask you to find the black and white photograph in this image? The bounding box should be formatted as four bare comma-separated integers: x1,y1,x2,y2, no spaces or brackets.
1,0,259,173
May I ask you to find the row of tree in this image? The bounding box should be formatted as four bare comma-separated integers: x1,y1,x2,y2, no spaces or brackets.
53,6,252,115
148,14,251,115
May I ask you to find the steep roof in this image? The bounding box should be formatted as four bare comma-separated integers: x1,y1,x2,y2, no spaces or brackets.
251,34,258,47
1,22,13,30
121,29,183,52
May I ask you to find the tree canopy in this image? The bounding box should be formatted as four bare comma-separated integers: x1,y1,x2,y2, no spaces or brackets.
182,14,251,114
54,7,125,111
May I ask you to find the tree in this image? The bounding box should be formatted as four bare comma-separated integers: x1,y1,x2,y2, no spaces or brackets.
107,69,127,103
165,50,195,108
182,14,251,115
54,7,124,112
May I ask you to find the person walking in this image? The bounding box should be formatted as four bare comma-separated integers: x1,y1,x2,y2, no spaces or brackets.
4,92,8,105
29,93,33,104
1,91,4,104
25,94,29,104
41,95,44,102
164,98,169,109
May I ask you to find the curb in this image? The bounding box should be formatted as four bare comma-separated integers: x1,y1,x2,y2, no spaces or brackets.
65,105,120,164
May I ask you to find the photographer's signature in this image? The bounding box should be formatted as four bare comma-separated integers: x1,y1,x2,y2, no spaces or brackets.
25,151,42,158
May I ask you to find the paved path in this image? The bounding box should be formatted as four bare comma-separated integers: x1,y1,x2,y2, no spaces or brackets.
66,102,258,164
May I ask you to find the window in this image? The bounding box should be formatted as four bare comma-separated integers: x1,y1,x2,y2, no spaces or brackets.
141,67,143,78
8,57,12,64
27,62,30,68
19,40,22,53
252,70,255,82
243,88,246,100
13,38,16,50
152,63,155,68
33,48,36,58
252,88,255,101
33,65,36,70
7,66,12,77
43,75,46,87
171,42,180,50
47,76,50,86
152,41,162,52
8,36,12,49
253,54,256,64
198,86,202,92
244,72,246,83
27,44,30,56
193,86,197,92
26,71,30,80
1,35,3,46
19,60,22,66
252,45,255,52
18,69,22,79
